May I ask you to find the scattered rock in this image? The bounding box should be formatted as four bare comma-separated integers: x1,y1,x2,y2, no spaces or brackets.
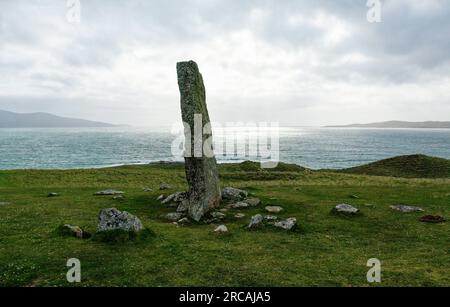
178,217,191,225
264,215,278,221
47,192,59,197
390,205,424,213
228,202,250,209
57,224,90,239
176,200,190,213
222,187,248,202
97,208,143,232
349,194,359,199
159,182,171,190
274,218,298,231
162,192,187,204
332,204,360,215
244,197,261,207
248,214,263,229
94,190,124,196
265,206,284,214
156,194,165,201
219,208,228,213
210,211,226,220
113,195,125,200
214,225,228,233
165,212,184,222
419,215,446,224
234,213,246,219
143,187,153,192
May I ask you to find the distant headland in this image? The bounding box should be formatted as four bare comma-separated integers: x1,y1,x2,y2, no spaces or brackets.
0,110,117,128
326,121,450,129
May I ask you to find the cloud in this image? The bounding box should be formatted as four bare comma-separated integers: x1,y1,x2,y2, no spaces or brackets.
0,0,449,126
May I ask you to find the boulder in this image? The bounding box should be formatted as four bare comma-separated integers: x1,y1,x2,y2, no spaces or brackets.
274,218,297,231
265,206,284,213
390,205,424,213
177,61,222,222
156,194,165,201
94,190,124,196
264,215,278,221
332,204,360,215
97,208,143,232
248,214,263,229
234,213,246,219
47,192,59,197
222,187,248,202
214,225,228,233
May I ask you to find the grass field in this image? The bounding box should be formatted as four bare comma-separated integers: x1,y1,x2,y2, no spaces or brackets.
0,157,449,287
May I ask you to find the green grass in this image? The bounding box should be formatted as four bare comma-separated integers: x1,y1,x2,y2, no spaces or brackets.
339,154,450,178
0,160,449,287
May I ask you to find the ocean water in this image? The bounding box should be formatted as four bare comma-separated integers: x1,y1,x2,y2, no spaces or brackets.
0,127,449,170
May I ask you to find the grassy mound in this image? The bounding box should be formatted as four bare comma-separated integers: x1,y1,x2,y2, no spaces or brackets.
339,155,450,178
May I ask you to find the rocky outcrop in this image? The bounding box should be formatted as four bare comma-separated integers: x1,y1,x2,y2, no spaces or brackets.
177,61,221,221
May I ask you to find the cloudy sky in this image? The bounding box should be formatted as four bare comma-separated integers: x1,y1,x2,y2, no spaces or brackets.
1,0,449,126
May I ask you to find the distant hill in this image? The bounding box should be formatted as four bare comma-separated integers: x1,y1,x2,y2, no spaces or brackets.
0,110,117,128
339,154,450,178
326,121,450,129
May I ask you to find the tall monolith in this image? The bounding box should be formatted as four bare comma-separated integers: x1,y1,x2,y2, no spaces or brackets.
177,61,221,221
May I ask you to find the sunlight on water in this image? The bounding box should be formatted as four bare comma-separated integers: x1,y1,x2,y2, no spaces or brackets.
0,127,449,170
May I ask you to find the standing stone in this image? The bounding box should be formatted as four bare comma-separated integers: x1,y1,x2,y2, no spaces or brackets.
177,61,221,221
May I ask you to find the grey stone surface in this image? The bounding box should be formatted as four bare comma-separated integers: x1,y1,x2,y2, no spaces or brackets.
234,213,246,219
159,182,171,190
244,197,261,207
177,61,221,221
94,189,124,196
214,225,228,233
390,205,424,213
264,215,278,221
228,202,250,209
265,206,284,213
97,208,143,232
248,214,264,229
210,211,226,219
274,218,297,231
333,204,360,215
222,187,248,201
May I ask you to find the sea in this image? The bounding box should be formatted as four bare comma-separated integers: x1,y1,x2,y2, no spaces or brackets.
0,127,449,170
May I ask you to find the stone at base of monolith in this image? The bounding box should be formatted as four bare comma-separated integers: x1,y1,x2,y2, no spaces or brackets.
177,61,221,221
